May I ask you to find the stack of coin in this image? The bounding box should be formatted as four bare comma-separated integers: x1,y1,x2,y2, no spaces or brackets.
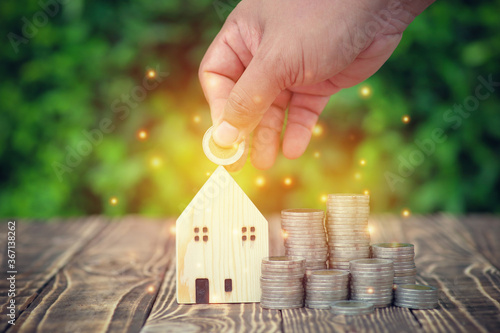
349,259,394,307
260,256,306,309
371,243,417,285
305,269,349,309
330,300,375,315
281,209,328,271
394,284,438,309
326,194,371,270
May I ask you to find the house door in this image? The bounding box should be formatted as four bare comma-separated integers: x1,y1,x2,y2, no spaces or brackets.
195,278,209,304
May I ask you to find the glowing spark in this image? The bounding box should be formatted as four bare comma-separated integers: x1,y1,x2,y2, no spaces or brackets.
193,115,201,123
354,172,361,180
368,225,374,234
314,151,321,158
282,231,288,239
147,70,156,79
255,176,266,187
138,130,148,140
312,124,323,136
170,226,176,234
402,209,411,217
206,172,211,176
147,285,155,293
367,288,374,294
402,115,411,124
151,157,162,168
364,189,370,195
110,197,118,206
360,159,366,166
320,195,328,203
360,85,372,98
284,177,293,186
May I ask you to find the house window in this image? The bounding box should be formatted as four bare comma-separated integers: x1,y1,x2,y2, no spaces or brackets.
195,236,200,242
225,279,232,292
250,227,255,232
250,235,256,241
203,227,208,233
194,227,199,233
242,227,247,233
242,235,247,241
203,235,208,242
241,226,256,242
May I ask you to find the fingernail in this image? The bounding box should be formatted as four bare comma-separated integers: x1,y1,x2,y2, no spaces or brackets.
213,121,239,147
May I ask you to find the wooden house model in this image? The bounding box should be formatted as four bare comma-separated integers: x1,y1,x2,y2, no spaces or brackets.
176,166,269,304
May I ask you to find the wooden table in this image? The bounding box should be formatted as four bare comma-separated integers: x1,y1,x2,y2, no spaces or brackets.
1,215,499,332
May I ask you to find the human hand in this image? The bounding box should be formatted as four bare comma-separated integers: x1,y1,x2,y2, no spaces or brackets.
199,0,434,170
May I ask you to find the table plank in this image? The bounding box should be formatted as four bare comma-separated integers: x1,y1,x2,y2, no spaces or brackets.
140,218,282,333
8,217,172,333
0,218,106,332
372,214,500,333
456,215,500,270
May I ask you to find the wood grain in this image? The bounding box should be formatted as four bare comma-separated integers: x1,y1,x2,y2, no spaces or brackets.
0,217,105,332
7,217,172,333
142,218,281,333
456,214,500,270
371,214,500,333
176,166,269,304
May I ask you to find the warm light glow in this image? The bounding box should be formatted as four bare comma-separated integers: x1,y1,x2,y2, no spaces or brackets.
255,176,266,187
282,231,288,239
284,177,293,186
151,157,162,168
147,70,156,78
402,115,411,124
402,209,411,217
233,229,238,235
368,225,374,234
253,95,262,104
360,159,366,166
312,124,323,136
320,194,328,203
364,189,370,195
354,172,361,180
193,115,201,123
170,226,176,234
147,285,155,293
138,130,148,140
314,151,321,158
360,85,372,98
110,197,118,206
367,288,374,294
206,172,211,176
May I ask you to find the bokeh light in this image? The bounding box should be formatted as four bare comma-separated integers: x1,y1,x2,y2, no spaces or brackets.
360,159,366,166
137,130,148,140
193,115,201,123
360,85,372,98
402,115,411,124
284,177,293,186
255,176,266,187
312,124,323,136
402,209,411,217
147,69,156,78
110,197,118,206
151,157,162,168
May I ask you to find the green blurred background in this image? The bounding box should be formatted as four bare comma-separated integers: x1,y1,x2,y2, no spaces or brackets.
1,0,499,218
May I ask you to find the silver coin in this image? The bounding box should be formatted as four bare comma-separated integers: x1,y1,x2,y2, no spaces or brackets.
394,301,438,309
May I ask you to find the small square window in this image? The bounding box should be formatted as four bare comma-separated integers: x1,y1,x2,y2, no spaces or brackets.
250,235,256,241
203,235,208,242
250,227,255,232
242,227,247,233
225,279,232,292
194,227,199,233
203,227,208,233
242,235,247,241
195,235,199,241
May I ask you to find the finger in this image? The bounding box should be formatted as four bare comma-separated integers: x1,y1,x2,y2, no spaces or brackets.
283,93,330,159
199,23,253,124
251,90,291,169
212,47,283,148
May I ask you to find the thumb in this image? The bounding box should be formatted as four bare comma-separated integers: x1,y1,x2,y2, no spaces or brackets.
212,56,282,148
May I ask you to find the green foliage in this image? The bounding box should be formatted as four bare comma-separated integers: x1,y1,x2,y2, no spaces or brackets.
1,0,499,217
